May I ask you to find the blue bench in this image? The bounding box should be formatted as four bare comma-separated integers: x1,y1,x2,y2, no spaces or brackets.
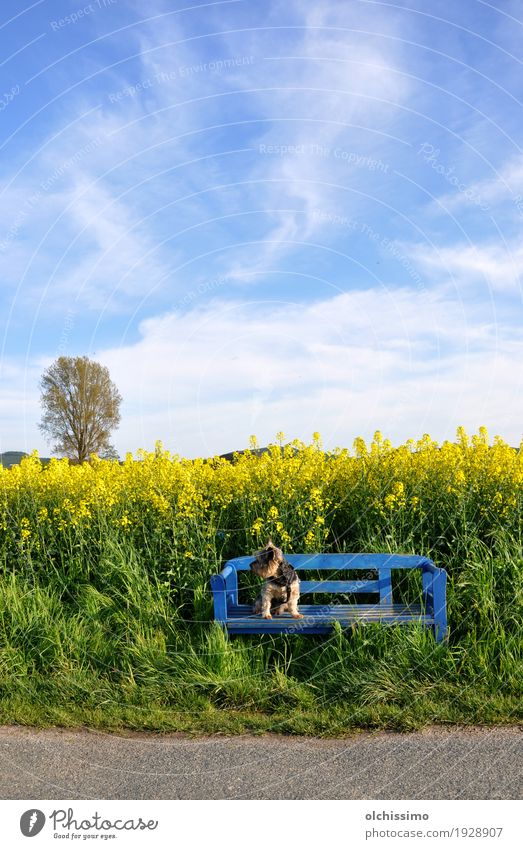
210,553,448,642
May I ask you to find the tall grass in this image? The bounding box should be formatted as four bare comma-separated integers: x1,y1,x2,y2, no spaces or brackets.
0,430,521,733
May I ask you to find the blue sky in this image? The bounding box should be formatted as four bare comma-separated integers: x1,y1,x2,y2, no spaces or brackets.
1,0,523,457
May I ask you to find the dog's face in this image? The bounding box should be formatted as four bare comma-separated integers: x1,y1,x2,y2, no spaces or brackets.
250,538,284,579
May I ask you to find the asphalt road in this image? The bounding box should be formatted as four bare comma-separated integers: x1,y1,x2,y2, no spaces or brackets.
0,726,521,799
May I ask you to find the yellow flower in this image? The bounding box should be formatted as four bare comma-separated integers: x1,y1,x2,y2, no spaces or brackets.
304,529,316,548
19,517,31,540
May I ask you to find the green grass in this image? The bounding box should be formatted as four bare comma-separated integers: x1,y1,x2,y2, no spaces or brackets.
0,530,521,735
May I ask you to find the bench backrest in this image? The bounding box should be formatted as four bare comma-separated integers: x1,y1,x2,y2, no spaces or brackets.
225,553,436,605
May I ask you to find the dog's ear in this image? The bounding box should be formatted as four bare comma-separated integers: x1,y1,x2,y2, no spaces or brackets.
265,539,277,557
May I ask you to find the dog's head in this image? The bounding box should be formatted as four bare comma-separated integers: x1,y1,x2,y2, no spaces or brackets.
250,538,284,579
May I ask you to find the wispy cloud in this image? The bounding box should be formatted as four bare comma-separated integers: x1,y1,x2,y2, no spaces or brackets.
133,0,414,281
407,240,523,293
1,0,415,318
436,153,523,212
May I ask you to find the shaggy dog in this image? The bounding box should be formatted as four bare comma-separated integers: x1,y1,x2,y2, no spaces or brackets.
250,539,303,619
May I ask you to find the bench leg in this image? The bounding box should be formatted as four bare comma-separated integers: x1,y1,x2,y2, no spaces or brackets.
210,574,227,625
432,569,448,643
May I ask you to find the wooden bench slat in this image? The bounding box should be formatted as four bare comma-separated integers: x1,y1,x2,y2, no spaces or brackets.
226,604,434,631
229,603,425,615
298,580,381,593
225,553,438,572
226,617,433,633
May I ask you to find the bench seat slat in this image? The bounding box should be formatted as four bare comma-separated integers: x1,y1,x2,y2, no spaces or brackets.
229,603,425,615
226,604,433,632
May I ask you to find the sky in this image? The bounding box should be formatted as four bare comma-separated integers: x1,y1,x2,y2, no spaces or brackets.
1,0,523,458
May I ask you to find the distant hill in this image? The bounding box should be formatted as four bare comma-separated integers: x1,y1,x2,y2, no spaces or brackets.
219,446,272,462
0,451,52,468
218,443,519,462
218,445,306,462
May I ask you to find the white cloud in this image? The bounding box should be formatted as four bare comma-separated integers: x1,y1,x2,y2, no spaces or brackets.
0,357,43,456
92,286,522,456
44,175,176,310
0,100,179,315
3,285,522,457
407,240,523,293
437,154,523,211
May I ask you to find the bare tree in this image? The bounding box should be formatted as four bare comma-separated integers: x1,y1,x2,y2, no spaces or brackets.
39,356,122,463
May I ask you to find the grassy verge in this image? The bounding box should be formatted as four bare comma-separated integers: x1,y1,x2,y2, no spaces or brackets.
0,535,521,735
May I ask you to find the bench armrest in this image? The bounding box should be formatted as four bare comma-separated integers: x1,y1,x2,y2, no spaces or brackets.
421,566,448,641
210,563,239,622
417,557,438,575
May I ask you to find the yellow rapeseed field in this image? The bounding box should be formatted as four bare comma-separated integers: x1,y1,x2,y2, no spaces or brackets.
1,427,521,564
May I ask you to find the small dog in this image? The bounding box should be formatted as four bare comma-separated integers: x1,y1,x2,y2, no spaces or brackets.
250,539,303,619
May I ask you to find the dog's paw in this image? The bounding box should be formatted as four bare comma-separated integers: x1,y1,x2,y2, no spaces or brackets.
262,613,273,619
292,613,304,619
